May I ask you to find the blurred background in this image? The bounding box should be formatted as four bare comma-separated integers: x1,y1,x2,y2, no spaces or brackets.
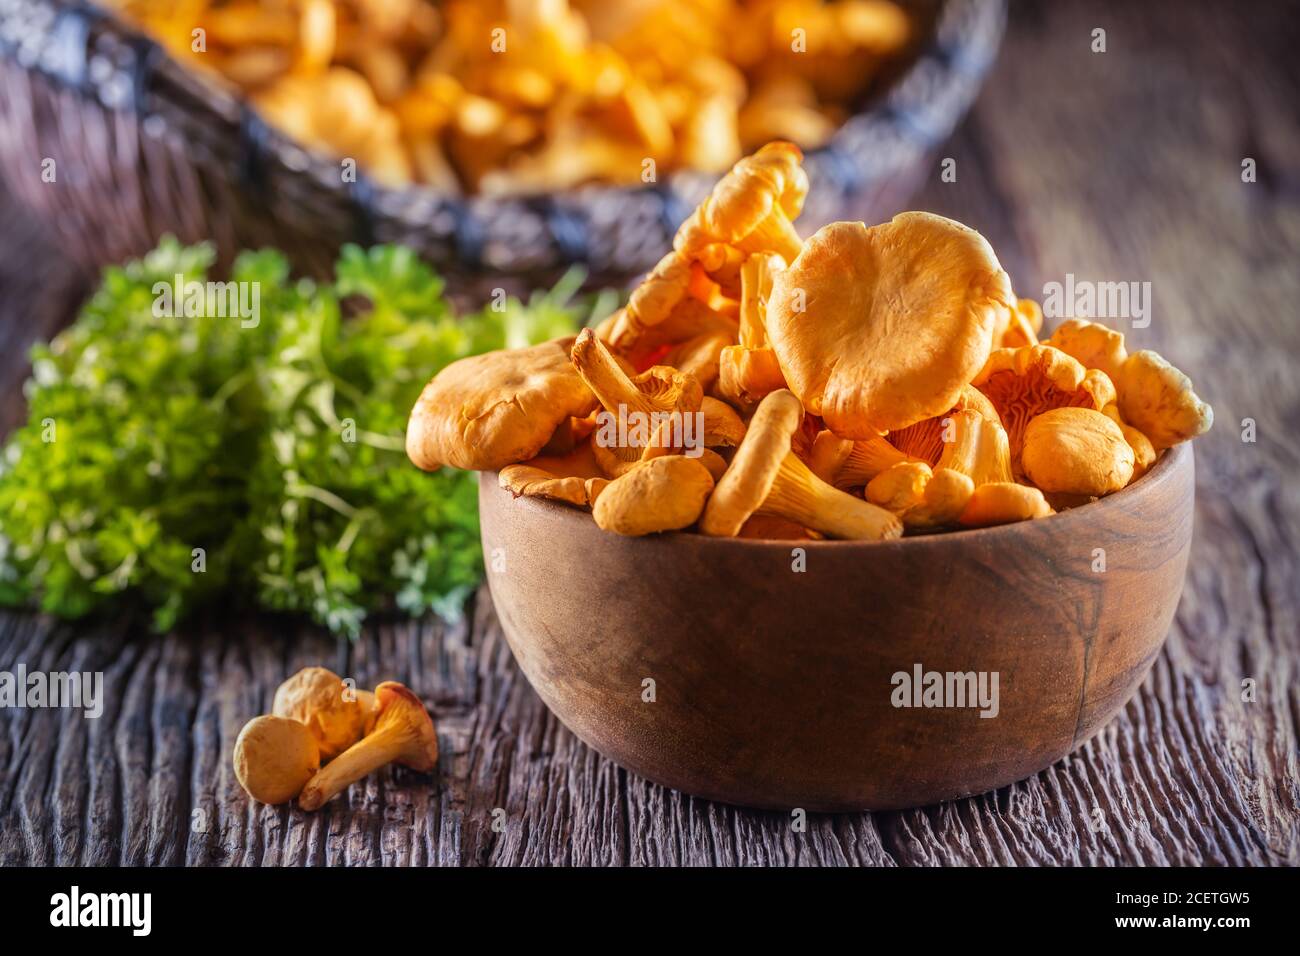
0,0,997,286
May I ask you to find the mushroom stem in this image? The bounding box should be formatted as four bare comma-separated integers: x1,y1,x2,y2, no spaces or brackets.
297,722,408,810
763,454,900,540
811,431,919,488
738,254,778,348
839,435,920,488
570,329,657,419
297,682,437,811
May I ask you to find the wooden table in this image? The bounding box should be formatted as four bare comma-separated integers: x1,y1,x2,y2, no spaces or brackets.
1,0,1297,866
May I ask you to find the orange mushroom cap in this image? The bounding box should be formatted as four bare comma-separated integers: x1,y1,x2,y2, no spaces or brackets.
1118,350,1213,450
1021,407,1135,497
1046,317,1127,382
406,336,597,472
767,214,1014,438
865,462,974,530
1046,319,1212,450
592,455,716,536
499,440,607,507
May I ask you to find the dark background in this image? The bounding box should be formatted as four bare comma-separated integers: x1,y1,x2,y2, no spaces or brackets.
0,0,1296,865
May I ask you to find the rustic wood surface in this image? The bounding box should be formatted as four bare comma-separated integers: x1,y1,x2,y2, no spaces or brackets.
1,0,1297,865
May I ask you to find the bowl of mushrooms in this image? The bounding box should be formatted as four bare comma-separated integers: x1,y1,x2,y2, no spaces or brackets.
407,142,1213,811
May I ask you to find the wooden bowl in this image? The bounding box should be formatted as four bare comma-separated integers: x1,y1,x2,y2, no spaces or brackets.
478,443,1194,812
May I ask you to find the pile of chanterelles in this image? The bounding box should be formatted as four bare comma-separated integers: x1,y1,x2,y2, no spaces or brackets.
407,142,1211,540
108,0,915,193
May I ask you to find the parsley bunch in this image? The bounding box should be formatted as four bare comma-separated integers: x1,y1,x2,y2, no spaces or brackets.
0,239,590,636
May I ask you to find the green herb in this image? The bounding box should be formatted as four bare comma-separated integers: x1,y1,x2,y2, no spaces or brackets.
0,239,597,636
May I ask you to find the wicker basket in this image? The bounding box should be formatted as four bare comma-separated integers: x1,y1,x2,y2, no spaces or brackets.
0,0,1005,292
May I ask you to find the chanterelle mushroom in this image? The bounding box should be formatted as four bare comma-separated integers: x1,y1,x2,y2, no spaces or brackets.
406,337,598,471
700,396,747,449
1022,407,1135,497
972,344,1116,476
718,252,788,411
1046,319,1212,450
870,403,1013,529
809,431,921,490
1046,317,1128,382
886,385,1002,466
933,408,1014,488
298,682,438,811
273,666,373,762
767,214,1015,437
958,482,1054,527
700,389,902,540
499,440,606,507
593,455,716,536
865,462,975,530
865,460,932,513
905,468,976,529
1118,350,1213,450
570,329,704,476
603,252,738,361
674,141,809,264
234,715,320,805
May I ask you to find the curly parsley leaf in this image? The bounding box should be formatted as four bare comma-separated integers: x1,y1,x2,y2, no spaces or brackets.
0,240,592,637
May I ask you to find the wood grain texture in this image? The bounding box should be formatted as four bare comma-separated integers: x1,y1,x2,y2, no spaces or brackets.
1,0,1297,865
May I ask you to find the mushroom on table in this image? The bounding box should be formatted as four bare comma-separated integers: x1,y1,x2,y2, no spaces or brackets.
233,715,320,806
299,682,439,811
272,666,375,762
